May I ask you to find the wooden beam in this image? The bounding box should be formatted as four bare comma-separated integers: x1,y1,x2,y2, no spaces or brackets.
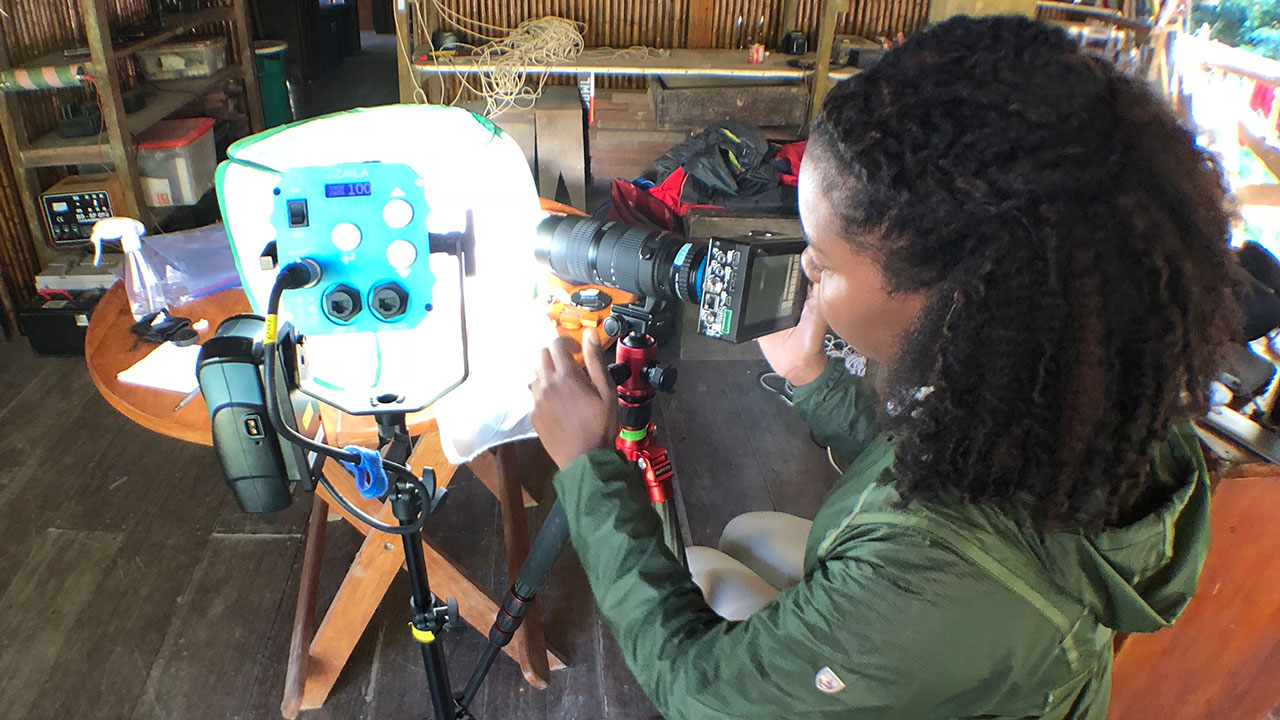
1191,36,1280,86
0,22,53,267
0,265,17,338
395,0,418,103
231,0,266,132
280,495,328,720
1236,184,1280,207
80,0,145,222
688,0,716,49
809,0,841,122
1240,121,1280,182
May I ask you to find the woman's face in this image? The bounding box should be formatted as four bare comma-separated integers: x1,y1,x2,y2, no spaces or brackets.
798,154,927,364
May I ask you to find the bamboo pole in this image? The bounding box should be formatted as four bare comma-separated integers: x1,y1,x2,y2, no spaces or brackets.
809,0,840,121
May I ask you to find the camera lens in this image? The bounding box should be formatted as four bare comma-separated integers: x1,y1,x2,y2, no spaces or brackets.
536,216,705,304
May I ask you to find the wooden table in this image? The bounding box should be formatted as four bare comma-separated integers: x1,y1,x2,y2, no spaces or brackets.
84,283,564,718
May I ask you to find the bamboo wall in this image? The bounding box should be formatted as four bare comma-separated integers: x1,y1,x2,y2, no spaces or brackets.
434,0,930,51
0,1,238,320
423,0,931,97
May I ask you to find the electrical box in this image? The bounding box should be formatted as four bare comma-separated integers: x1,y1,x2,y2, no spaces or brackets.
40,173,123,247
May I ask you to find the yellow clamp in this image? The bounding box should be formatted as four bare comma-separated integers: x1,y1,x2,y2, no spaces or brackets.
409,622,436,644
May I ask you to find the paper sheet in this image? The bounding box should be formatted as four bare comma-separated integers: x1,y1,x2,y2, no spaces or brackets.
116,341,201,394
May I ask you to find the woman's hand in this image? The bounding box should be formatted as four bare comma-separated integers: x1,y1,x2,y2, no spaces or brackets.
757,291,829,386
531,333,618,469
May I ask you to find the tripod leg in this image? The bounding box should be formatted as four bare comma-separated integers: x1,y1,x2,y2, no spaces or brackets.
654,499,688,567
399,518,458,720
458,499,570,711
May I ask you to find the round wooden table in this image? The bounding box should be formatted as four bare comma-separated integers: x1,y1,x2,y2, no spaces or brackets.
84,284,249,445
83,283,435,447
82,281,562,715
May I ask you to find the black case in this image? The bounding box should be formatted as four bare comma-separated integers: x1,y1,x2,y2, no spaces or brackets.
18,291,104,356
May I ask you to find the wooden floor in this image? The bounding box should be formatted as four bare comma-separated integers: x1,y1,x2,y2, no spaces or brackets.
0,333,835,720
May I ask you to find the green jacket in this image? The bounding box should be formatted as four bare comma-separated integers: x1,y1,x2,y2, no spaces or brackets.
553,359,1211,719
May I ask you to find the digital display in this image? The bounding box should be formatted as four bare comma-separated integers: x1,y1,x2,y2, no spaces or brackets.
741,254,803,328
325,182,373,198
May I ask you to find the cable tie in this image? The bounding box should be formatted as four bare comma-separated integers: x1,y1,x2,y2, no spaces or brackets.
342,445,389,499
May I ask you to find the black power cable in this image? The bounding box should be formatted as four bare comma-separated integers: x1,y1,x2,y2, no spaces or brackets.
263,263,430,536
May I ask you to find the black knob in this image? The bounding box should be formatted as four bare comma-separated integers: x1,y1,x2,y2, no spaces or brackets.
607,363,631,386
602,316,624,337
645,365,678,393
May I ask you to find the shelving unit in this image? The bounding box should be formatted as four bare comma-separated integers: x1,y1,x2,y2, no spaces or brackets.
0,0,264,265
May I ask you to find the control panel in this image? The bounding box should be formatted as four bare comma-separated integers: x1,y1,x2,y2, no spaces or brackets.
698,240,740,339
40,173,122,246
697,234,807,343
270,162,437,336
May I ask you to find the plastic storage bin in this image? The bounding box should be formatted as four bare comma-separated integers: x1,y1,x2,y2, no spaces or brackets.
135,117,217,207
137,38,227,81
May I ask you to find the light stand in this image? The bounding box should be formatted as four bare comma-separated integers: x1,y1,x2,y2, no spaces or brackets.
376,412,459,720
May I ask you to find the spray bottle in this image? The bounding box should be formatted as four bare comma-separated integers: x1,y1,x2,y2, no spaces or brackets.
91,217,167,321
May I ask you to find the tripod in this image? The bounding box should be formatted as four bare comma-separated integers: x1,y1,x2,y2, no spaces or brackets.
369,411,575,720
603,299,687,565
371,304,687,718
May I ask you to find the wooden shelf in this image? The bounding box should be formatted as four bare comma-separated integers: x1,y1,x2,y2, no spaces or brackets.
113,6,235,58
412,48,858,82
11,6,234,74
19,64,241,168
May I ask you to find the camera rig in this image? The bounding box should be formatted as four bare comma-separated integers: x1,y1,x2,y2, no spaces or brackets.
535,215,810,564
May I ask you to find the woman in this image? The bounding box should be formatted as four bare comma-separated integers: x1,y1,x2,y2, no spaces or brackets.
531,15,1239,719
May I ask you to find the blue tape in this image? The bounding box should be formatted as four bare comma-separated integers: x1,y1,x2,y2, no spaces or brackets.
341,445,389,499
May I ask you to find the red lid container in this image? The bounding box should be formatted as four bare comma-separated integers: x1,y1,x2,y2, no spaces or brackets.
134,117,215,150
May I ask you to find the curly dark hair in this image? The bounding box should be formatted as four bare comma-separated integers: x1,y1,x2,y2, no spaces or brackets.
809,15,1241,531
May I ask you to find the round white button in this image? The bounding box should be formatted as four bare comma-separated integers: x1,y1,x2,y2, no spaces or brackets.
387,239,418,269
331,222,362,252
383,199,414,229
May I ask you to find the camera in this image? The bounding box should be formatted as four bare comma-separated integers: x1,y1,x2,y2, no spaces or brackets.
535,216,809,343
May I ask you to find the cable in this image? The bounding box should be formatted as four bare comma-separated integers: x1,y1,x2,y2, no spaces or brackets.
409,1,673,116
263,266,430,536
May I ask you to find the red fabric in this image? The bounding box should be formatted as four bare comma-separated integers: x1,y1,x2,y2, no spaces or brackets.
610,178,682,231
650,167,693,214
776,141,806,187
1250,82,1275,120
609,168,723,229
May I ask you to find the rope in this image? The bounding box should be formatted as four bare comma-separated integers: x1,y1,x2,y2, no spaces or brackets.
413,1,668,117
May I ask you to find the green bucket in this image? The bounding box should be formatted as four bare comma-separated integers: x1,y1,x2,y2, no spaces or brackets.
254,41,291,129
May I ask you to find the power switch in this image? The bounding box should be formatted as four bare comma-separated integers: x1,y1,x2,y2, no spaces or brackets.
287,199,309,228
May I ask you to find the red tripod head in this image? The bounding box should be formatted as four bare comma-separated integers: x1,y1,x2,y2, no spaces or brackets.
608,333,677,503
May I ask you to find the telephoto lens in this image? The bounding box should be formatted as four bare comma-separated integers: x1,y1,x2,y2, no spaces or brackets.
536,216,706,305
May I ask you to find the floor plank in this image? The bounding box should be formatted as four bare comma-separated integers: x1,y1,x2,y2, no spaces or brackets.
128,535,302,720
0,528,124,719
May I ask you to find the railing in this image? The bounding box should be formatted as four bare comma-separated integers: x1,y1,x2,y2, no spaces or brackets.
1179,35,1280,212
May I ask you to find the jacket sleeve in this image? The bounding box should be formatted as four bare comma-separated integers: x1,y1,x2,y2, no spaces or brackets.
790,358,883,464
553,450,995,720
